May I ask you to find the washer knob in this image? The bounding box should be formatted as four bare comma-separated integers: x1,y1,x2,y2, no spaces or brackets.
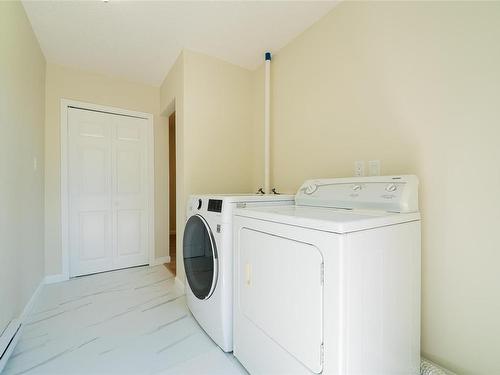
197,199,202,210
386,183,397,192
352,184,362,191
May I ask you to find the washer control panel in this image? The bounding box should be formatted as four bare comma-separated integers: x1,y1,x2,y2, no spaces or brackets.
207,199,223,213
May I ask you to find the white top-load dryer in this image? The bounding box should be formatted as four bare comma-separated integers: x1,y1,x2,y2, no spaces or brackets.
183,194,294,352
233,176,421,375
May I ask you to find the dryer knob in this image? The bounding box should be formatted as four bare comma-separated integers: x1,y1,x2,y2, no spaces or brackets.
386,183,397,192
305,183,318,195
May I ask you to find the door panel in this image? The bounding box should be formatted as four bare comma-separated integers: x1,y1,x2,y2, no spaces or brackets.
78,121,106,138
81,148,107,194
239,228,324,374
116,122,141,141
68,108,149,277
116,150,141,194
69,109,113,276
116,210,142,256
79,211,108,260
112,116,148,269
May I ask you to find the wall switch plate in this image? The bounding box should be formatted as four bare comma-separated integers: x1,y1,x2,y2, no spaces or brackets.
354,160,365,177
368,160,380,176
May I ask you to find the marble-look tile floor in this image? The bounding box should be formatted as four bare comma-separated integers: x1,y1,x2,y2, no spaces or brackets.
3,266,247,375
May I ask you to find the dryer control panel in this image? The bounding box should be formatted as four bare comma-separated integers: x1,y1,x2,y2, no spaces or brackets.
296,175,419,213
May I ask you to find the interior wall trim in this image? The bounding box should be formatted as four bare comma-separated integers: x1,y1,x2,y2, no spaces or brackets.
151,256,171,266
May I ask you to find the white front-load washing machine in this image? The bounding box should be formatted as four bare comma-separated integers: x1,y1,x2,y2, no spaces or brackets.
233,176,421,374
183,194,294,352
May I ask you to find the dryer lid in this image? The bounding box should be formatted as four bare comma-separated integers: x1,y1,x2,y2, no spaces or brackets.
296,175,419,213
233,204,420,233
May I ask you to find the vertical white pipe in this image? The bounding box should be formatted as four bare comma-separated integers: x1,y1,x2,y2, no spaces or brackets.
264,52,271,194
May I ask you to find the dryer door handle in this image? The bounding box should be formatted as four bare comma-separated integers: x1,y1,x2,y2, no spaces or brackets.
245,263,252,287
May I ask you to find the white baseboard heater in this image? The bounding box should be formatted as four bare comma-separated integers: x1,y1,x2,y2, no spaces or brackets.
421,357,456,375
0,319,22,373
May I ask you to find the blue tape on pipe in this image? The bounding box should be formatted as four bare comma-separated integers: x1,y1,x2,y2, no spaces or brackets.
265,52,272,61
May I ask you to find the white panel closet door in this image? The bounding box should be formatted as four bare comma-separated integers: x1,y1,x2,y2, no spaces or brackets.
68,108,149,277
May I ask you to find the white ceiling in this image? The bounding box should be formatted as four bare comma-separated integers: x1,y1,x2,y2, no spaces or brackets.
22,1,337,86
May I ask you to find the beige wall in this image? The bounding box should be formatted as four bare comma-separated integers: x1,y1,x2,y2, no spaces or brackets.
160,50,254,283
255,2,500,374
44,63,167,276
0,1,46,331
183,50,254,195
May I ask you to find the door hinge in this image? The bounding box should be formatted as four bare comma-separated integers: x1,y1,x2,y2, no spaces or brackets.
320,262,324,285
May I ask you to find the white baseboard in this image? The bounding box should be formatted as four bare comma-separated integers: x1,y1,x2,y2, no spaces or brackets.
44,274,69,285
151,256,171,266
21,280,44,320
175,276,185,293
0,277,44,372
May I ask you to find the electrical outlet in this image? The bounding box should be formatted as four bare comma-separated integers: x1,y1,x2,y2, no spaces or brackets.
368,160,380,176
354,161,365,177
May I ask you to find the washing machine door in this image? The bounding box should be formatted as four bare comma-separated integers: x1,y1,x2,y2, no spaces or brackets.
183,214,218,300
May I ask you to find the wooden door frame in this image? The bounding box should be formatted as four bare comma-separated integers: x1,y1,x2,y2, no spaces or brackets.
168,112,176,236
60,99,155,281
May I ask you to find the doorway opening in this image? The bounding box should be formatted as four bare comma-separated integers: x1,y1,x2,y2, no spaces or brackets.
165,112,177,275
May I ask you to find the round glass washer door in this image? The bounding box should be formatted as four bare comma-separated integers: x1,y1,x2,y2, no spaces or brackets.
183,214,218,300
